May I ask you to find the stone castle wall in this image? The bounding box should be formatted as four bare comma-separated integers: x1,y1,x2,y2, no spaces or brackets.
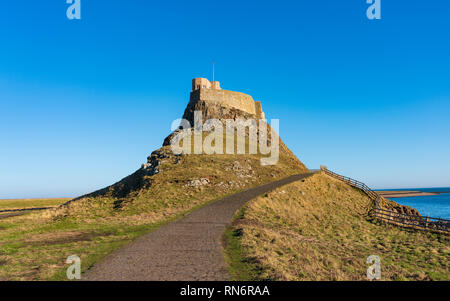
255,101,265,120
190,78,265,119
195,88,257,115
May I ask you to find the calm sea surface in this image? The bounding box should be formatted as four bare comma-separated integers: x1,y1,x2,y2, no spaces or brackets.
379,188,450,219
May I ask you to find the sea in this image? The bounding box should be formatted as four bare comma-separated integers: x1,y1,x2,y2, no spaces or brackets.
378,188,450,220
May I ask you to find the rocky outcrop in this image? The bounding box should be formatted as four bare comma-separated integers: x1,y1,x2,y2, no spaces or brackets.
379,197,421,216
185,178,210,187
68,148,182,203
64,79,307,207
182,99,257,127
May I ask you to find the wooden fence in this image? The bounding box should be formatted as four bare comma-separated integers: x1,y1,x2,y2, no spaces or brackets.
320,167,449,234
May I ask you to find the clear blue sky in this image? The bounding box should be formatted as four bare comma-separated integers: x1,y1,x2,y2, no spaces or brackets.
1,1,449,198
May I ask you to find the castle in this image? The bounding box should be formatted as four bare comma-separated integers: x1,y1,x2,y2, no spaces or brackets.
190,78,265,120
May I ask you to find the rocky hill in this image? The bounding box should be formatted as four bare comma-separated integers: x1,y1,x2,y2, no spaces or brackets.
0,79,443,281
59,79,308,219
0,79,309,280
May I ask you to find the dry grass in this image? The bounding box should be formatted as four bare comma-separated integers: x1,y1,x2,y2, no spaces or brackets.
0,139,307,280
226,173,449,281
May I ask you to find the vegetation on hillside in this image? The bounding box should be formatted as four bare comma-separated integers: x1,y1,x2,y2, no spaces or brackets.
0,134,306,280
224,173,449,281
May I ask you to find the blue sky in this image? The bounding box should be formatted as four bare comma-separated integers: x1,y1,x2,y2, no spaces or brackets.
0,0,449,198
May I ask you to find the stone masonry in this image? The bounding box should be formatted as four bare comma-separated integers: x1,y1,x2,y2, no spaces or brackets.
190,78,265,120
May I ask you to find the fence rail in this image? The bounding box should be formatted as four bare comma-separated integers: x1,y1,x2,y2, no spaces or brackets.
320,167,449,234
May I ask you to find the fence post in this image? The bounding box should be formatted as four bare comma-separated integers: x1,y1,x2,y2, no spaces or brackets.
323,168,449,233
375,197,380,218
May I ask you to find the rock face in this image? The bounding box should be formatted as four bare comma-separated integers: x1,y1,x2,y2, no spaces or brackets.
185,178,210,187
380,197,421,216
142,148,182,176
164,79,269,147
71,148,179,201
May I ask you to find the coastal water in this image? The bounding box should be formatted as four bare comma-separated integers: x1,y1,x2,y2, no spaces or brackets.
382,188,450,220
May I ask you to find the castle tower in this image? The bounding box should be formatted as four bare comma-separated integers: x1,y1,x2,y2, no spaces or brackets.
192,78,221,91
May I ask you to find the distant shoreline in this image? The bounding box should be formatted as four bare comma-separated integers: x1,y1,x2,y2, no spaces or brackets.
378,191,450,198
0,197,72,201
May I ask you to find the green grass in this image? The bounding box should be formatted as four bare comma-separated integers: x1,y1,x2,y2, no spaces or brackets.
222,207,263,281
0,140,307,280
47,189,244,280
0,196,228,280
0,199,70,211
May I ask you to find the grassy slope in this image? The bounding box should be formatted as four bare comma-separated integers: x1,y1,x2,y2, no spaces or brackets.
0,199,70,211
0,142,307,280
225,173,449,281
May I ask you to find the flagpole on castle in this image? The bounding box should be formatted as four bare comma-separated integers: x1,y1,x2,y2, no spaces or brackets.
212,60,215,84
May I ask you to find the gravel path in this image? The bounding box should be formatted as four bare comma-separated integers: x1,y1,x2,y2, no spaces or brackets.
83,173,312,281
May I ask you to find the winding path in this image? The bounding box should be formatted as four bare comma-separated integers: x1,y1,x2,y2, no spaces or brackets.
84,173,312,281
